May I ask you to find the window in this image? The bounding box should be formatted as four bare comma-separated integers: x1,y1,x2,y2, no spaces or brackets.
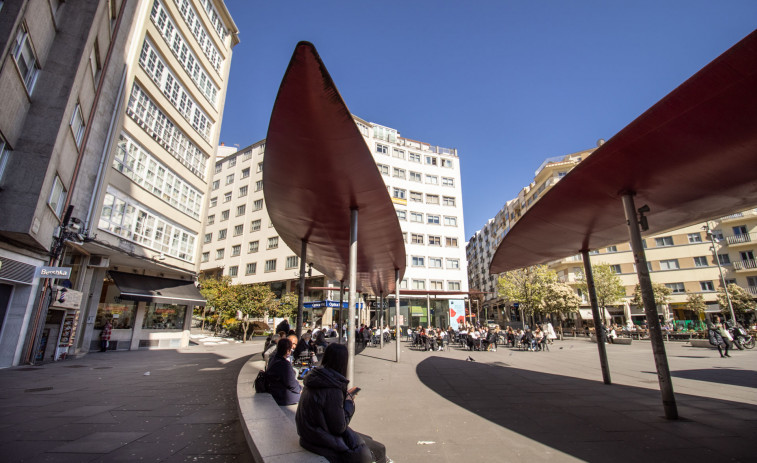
664,282,686,294
376,144,388,155
430,280,444,291
694,256,709,267
426,194,439,205
392,188,406,200
377,163,389,175
718,254,731,265
89,39,102,84
733,225,748,236
48,175,67,217
411,234,424,245
609,264,621,274
225,265,237,277
396,210,406,221
70,104,86,148
203,233,212,243
393,168,405,179
409,152,421,163
253,199,263,210
427,214,440,225
442,196,456,207
444,216,457,227
267,236,279,249
217,229,227,240
402,232,407,243
687,233,702,243
239,186,248,197
393,148,405,159
425,175,438,185
699,281,714,291
223,192,231,202
250,219,261,231
215,164,222,174
201,252,209,262
412,256,425,267
448,281,461,291
655,236,674,247
228,157,236,167
209,197,217,208
255,180,263,192
257,162,263,173
409,191,423,202
606,245,618,253
216,248,224,259
441,159,453,168
400,279,408,289
265,259,277,272
233,224,243,236
241,167,250,179
207,214,215,225
429,257,442,268
659,259,680,270
246,262,257,275
225,174,234,185
445,237,458,247
12,25,40,92
236,205,246,216
212,180,219,190
409,171,422,182
447,259,460,269
412,280,426,290
0,135,10,183
231,244,241,256
286,256,299,269
428,236,441,246
442,177,454,187
747,276,757,288
221,210,229,221
425,156,437,166
410,212,423,223
248,240,259,253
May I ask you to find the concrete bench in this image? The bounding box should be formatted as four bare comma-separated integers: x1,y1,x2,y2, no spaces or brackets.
589,335,631,344
236,357,327,462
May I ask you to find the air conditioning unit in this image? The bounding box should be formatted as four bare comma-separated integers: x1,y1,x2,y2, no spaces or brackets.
88,256,110,268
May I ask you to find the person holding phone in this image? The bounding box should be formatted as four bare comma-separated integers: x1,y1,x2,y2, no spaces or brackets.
295,343,386,462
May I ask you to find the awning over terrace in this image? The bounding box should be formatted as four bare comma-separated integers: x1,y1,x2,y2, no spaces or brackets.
263,42,406,296
109,271,205,305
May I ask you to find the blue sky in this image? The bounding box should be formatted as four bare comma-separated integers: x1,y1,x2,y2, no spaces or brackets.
218,0,756,240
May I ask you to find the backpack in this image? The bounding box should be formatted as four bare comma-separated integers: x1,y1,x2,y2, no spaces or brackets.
254,370,268,393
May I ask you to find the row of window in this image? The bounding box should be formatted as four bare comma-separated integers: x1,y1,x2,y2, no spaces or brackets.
391,189,456,206
0,134,10,183
395,210,458,227
376,144,454,168
138,39,212,141
196,0,228,43
125,84,208,179
601,252,752,276
208,182,263,207
405,233,459,248
377,163,455,186
400,279,461,291
99,187,196,262
207,200,263,224
149,4,219,105
169,0,223,72
201,256,299,277
409,256,460,269
113,133,204,220
211,162,263,189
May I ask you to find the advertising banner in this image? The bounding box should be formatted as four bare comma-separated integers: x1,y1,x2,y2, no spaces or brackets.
449,299,466,330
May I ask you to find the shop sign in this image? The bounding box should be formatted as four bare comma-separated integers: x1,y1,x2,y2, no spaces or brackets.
35,267,72,279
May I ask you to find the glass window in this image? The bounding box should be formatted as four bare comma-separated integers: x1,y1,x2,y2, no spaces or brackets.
95,300,137,329
429,257,442,268
246,262,257,275
694,256,709,267
392,188,406,200
718,254,730,265
606,245,618,253
441,159,453,168
446,237,458,247
444,216,457,227
426,194,439,205
209,197,217,208
442,196,455,207
253,199,263,210
239,186,248,197
412,256,425,267
664,282,685,294
659,259,680,270
70,104,86,147
428,236,441,246
687,233,702,243
203,233,211,243
221,210,229,221
255,180,263,191
12,25,40,92
425,156,437,166
393,168,405,179
241,167,250,178
207,214,215,225
655,236,674,247
248,240,259,253
228,157,236,167
411,234,424,245
257,162,263,173
201,251,209,262
610,264,621,274
410,191,423,202
142,303,187,329
212,180,219,190
376,144,388,155
427,214,440,225
236,205,246,216
286,256,299,269
425,175,438,185
0,134,11,183
233,224,243,236
229,266,238,277
377,163,389,175
448,281,461,291
699,281,714,291
441,177,454,187
409,171,422,182
393,148,405,159
250,219,261,231
49,175,68,217
410,212,423,223
215,164,222,174
412,279,426,290
217,229,226,240
224,192,231,203
447,258,460,269
396,210,406,221
267,236,279,249
430,280,444,291
225,174,234,185
216,248,224,259
265,259,276,272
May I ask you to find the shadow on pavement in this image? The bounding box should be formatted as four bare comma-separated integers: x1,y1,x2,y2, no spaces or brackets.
416,356,756,462
669,368,757,388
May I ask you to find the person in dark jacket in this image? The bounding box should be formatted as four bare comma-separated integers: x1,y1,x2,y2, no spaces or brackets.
266,338,302,405
275,319,291,336
296,343,386,463
708,319,730,358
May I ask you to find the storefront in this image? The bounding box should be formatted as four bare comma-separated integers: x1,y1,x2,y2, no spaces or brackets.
91,271,204,351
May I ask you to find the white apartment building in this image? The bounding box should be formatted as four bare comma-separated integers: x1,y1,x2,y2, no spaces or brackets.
201,117,469,329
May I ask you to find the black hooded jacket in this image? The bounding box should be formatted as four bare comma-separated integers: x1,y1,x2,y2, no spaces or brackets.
295,366,361,455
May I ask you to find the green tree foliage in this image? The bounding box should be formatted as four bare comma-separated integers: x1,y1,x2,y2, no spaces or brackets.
718,283,755,316
497,265,557,323
235,284,276,342
271,292,298,320
686,293,707,315
630,282,672,310
542,282,581,329
198,276,277,341
576,263,627,315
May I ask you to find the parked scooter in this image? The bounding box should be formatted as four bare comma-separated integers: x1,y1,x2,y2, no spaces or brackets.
727,320,755,350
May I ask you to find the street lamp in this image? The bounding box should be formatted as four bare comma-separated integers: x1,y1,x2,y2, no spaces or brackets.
703,222,737,322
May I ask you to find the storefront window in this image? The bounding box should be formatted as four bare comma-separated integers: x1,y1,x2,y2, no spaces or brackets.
143,303,187,329
95,301,137,329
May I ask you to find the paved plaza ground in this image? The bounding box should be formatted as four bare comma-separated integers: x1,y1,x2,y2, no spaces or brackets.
0,335,755,462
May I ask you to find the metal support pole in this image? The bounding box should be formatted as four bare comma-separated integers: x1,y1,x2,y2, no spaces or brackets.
347,209,358,384
580,249,612,385
379,292,384,349
296,240,307,339
395,269,400,363
622,194,678,420
338,281,344,344
706,222,737,322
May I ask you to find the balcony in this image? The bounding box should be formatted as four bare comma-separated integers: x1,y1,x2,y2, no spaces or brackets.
748,286,757,296
725,232,756,247
732,259,757,272
719,208,757,223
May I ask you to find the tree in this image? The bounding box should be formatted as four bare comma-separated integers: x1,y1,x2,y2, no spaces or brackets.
497,265,557,327
686,293,706,315
198,276,235,334
235,284,276,342
271,292,298,320
630,283,672,320
718,283,756,321
541,282,581,330
576,263,626,323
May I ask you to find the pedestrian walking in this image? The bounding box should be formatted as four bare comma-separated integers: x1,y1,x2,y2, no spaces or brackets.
100,319,112,352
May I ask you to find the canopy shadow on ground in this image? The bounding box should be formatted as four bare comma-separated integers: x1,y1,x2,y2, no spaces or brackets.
668,368,757,388
416,356,756,462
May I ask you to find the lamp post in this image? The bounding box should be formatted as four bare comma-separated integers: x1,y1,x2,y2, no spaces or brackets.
704,222,736,322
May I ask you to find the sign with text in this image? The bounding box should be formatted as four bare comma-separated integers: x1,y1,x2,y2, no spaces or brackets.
35,267,72,279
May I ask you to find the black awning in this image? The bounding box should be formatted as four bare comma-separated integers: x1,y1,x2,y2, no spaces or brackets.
109,271,205,305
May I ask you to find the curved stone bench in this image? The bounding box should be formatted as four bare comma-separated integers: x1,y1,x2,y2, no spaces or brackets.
236,356,327,462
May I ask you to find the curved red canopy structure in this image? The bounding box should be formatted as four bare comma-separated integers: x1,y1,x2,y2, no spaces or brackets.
264,42,406,295
491,30,757,274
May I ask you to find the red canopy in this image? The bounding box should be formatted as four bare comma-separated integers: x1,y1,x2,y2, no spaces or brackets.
491,30,757,274
264,42,406,295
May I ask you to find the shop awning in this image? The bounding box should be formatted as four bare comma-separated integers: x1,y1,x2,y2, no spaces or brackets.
109,271,205,305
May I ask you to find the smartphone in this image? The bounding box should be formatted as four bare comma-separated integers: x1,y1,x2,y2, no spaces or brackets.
348,387,361,395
